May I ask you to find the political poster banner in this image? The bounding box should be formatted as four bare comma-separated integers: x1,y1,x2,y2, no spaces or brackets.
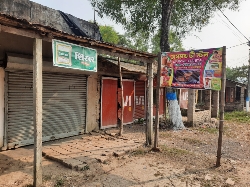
161,47,223,90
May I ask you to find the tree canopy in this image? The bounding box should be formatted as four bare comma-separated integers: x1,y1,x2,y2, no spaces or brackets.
226,65,248,84
98,24,184,53
90,0,243,52
99,25,120,45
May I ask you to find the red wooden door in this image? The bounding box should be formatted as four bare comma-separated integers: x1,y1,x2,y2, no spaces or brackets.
153,88,164,116
122,80,134,124
101,78,118,128
135,81,146,119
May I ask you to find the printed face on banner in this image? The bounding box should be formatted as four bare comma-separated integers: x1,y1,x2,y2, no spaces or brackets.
161,48,223,90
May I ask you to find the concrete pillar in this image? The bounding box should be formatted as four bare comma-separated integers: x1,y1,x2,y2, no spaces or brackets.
86,74,98,132
0,68,4,147
211,91,219,118
33,38,43,187
187,89,195,126
204,90,211,110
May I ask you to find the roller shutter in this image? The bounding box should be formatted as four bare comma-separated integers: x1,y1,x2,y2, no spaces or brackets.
7,71,87,148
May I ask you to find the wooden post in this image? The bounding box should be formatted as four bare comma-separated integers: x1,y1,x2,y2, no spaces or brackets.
247,47,250,112
145,63,149,145
147,62,153,145
33,38,43,186
153,52,161,149
216,46,226,167
187,89,195,126
118,57,124,136
164,87,167,123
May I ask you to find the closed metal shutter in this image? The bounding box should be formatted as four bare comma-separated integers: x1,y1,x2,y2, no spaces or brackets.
7,71,87,148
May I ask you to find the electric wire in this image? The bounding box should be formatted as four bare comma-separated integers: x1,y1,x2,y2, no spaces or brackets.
212,1,250,43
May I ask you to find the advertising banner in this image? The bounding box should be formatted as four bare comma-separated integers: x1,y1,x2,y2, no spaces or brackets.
52,39,97,72
161,47,223,90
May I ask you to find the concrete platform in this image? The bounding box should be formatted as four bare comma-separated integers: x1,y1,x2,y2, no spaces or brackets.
42,132,142,170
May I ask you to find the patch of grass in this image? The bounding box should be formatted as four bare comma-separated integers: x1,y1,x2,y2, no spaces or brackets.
54,179,64,187
198,127,218,134
183,138,203,145
159,132,172,139
23,185,33,187
43,174,52,181
160,145,189,156
224,111,250,123
131,147,148,156
81,165,90,171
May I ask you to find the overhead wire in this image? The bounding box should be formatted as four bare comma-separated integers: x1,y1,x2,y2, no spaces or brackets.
215,13,244,43
211,1,250,43
226,42,248,49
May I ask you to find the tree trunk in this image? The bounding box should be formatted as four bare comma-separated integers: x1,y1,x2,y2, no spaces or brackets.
160,0,175,53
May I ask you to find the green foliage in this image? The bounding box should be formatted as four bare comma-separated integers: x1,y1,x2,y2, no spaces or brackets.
226,65,248,84
90,0,242,45
151,30,185,54
198,127,218,134
118,30,150,52
131,147,148,156
160,145,190,156
99,25,120,44
80,165,90,171
224,111,250,123
54,178,64,187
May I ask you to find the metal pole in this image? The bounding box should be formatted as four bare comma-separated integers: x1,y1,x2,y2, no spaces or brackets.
33,38,43,186
216,46,226,167
247,46,250,112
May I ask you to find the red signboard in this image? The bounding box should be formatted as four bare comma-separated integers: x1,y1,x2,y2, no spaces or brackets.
101,78,118,128
122,80,134,124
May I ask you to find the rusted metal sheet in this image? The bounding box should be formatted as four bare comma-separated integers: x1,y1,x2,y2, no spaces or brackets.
101,78,118,128
121,80,134,124
134,81,146,119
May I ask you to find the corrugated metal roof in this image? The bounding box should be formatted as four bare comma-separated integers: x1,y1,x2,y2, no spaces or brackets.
0,12,157,60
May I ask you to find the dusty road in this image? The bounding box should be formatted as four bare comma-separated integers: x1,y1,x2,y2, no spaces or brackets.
0,118,250,187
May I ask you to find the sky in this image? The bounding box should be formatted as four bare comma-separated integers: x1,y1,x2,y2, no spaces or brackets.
31,0,250,68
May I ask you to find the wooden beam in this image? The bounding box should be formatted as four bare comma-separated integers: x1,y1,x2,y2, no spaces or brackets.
1,24,51,42
96,48,153,64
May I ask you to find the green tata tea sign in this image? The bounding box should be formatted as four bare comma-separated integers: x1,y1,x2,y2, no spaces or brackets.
52,39,97,72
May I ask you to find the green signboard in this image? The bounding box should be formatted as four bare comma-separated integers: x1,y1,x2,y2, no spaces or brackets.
52,39,97,72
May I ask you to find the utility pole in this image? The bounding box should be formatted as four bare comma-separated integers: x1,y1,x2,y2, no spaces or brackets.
247,41,250,112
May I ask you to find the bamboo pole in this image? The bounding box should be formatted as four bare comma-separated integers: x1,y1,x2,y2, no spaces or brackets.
118,57,124,136
153,52,162,149
216,46,226,167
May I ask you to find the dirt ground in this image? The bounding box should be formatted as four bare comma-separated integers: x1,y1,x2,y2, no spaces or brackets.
1,118,250,187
